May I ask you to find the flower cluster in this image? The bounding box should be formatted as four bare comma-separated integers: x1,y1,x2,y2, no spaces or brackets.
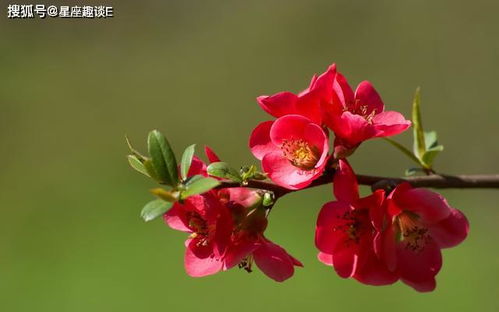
129,63,470,292
249,64,468,291
164,148,302,282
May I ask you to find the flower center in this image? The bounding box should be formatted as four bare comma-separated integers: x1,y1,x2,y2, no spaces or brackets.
335,209,369,244
348,99,377,123
238,254,254,273
281,139,320,170
396,212,429,252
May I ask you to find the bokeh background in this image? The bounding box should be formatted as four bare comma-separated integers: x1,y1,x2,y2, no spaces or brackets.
1,0,498,311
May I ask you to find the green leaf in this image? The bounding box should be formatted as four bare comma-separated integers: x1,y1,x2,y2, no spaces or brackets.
125,136,146,161
405,167,427,176
184,174,205,186
127,155,150,177
180,177,220,199
422,145,444,167
207,162,242,183
383,138,422,166
411,87,426,159
147,130,179,186
143,159,160,181
180,144,196,181
140,199,173,222
150,188,178,202
424,130,439,150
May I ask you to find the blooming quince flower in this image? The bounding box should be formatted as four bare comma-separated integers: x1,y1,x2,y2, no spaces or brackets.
315,159,398,285
165,192,234,277
249,114,329,190
322,70,411,151
257,65,336,125
372,182,469,292
165,186,302,282
220,187,303,282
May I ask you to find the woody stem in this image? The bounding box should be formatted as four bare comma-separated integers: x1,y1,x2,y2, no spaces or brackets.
217,171,499,198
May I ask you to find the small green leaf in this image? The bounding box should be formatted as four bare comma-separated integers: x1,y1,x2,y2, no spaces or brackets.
143,159,160,181
383,138,422,166
422,145,444,167
150,188,178,202
184,174,205,186
147,130,179,186
405,167,427,176
180,144,196,181
240,165,255,181
424,130,439,150
207,162,242,183
180,177,220,199
127,155,150,177
412,87,427,159
125,136,146,161
141,199,173,222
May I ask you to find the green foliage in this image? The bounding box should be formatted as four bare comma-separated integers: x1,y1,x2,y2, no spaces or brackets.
147,130,179,186
180,176,220,199
412,87,426,159
180,144,196,181
207,162,242,183
140,199,173,222
386,88,444,171
127,155,150,177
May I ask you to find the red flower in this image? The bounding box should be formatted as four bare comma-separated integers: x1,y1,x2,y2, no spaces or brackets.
165,185,302,281
221,188,303,282
323,70,411,150
165,192,234,277
373,183,469,292
315,159,397,285
249,114,329,190
257,65,336,125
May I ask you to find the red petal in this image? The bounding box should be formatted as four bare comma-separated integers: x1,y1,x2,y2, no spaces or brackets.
249,121,277,160
401,277,436,292
354,81,384,115
295,90,323,124
204,146,221,163
257,92,298,118
374,224,398,272
396,238,442,288
184,247,223,277
332,111,375,146
262,151,319,190
223,239,259,270
315,201,352,254
395,187,452,223
164,203,191,232
317,252,333,266
269,114,311,145
354,239,398,286
333,159,359,202
332,71,354,107
332,243,358,278
309,64,336,102
430,208,469,248
372,111,411,138
366,190,387,231
253,240,299,282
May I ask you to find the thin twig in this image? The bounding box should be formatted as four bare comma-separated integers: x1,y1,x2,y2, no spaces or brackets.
217,171,499,198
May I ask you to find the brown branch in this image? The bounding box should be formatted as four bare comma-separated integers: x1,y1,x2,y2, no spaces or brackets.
218,171,499,198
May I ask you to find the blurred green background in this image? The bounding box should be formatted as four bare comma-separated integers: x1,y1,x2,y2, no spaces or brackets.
1,0,498,311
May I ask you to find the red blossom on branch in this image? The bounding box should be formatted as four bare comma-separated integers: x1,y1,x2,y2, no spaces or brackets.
126,62,488,292
372,182,469,292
